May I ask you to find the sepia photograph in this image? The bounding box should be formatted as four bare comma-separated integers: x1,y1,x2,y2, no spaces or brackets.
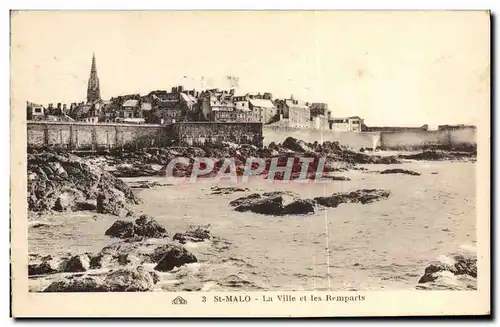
10,10,490,317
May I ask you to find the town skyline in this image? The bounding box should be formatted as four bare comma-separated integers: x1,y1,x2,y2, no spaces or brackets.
12,11,489,127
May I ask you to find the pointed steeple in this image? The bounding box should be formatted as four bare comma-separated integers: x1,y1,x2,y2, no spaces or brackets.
87,53,101,104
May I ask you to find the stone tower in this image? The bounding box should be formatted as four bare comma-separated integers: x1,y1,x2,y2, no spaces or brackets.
86,53,101,104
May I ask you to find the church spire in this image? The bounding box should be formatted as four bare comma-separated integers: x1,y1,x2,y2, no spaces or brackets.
87,53,101,104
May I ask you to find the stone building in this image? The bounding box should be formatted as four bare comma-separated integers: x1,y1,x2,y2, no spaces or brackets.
275,99,310,128
26,102,45,120
249,98,278,124
329,116,364,132
309,102,330,130
147,86,198,124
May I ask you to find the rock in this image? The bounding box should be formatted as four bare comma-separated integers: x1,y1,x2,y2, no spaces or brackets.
53,189,85,211
43,276,107,292
105,220,135,238
173,225,211,244
233,195,284,215
43,267,157,292
61,254,91,272
230,191,315,216
416,271,477,291
282,137,314,153
91,239,151,268
283,199,315,215
418,254,477,286
27,151,140,215
102,267,156,292
104,215,167,239
314,189,391,208
28,262,57,276
134,215,168,238
153,244,198,272
210,186,249,195
380,168,421,176
400,150,476,161
112,163,159,178
229,193,261,207
96,187,129,217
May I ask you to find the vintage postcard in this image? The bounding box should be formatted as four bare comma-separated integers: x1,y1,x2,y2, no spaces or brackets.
10,10,490,317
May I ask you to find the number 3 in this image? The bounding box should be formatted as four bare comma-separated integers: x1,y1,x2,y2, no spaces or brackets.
202,296,206,303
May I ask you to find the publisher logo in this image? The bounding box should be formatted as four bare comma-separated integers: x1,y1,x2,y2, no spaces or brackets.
172,296,188,305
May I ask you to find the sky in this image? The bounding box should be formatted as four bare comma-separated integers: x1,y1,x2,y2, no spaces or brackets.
11,11,489,127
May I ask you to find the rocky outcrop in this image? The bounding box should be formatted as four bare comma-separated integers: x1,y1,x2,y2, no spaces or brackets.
153,244,198,272
282,199,315,215
417,254,477,290
43,267,158,292
173,225,211,244
27,151,140,215
105,215,168,239
230,191,315,216
90,238,153,269
313,189,391,208
400,150,476,161
230,189,391,215
380,169,421,176
282,137,314,153
101,267,158,292
112,164,159,178
28,262,58,276
104,220,136,239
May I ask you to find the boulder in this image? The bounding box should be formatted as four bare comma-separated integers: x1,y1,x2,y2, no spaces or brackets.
314,189,391,208
133,215,168,238
104,215,167,239
416,272,477,291
418,254,477,284
28,262,58,276
380,168,421,176
91,239,151,269
105,220,135,238
43,267,158,292
153,244,198,272
229,193,261,207
282,137,314,153
102,267,157,292
230,191,314,216
233,195,284,215
173,225,211,244
96,187,129,217
283,199,315,215
43,276,107,292
61,254,91,273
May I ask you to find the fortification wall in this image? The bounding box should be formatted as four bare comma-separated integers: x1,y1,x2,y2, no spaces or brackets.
27,121,263,150
263,126,380,149
27,122,168,151
173,122,263,147
27,121,476,151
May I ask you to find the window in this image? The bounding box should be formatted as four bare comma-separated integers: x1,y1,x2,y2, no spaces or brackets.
34,108,42,113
